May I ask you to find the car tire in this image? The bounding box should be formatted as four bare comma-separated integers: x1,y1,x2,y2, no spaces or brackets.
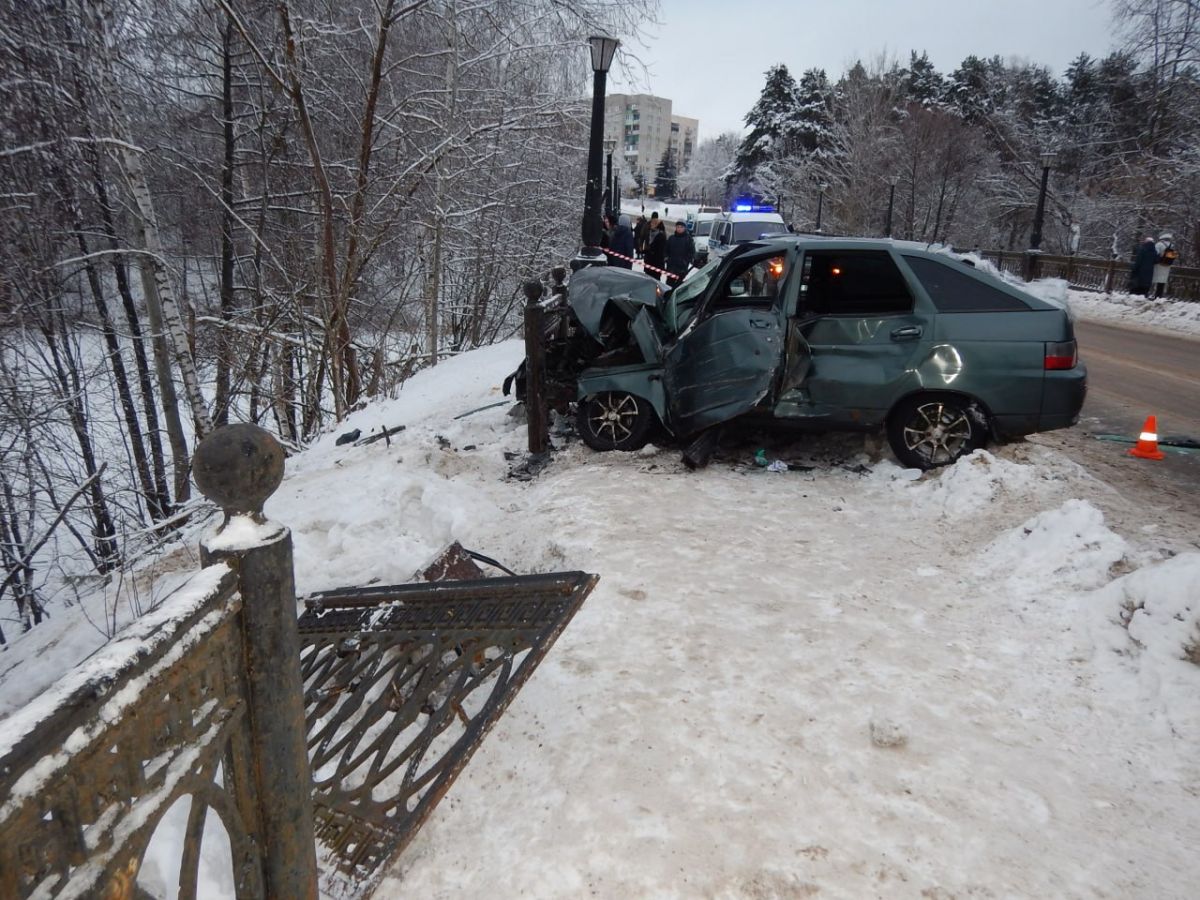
576,392,655,452
886,394,988,470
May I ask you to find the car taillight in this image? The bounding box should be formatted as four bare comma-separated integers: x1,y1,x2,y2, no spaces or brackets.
1045,339,1077,370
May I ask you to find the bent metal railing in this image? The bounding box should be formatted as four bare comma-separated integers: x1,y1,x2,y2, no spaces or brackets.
0,425,597,899
299,572,596,896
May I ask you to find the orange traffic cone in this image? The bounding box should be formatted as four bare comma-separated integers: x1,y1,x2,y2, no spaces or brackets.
1128,415,1165,460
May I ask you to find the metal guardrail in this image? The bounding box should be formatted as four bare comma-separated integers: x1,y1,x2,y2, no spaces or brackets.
0,425,597,899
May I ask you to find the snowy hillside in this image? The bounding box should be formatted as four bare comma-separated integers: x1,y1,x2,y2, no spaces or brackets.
3,340,1198,899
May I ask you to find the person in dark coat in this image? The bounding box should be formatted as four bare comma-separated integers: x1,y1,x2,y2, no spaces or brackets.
608,214,635,269
643,218,667,278
665,220,694,284
633,215,649,258
600,214,613,251
1129,236,1157,295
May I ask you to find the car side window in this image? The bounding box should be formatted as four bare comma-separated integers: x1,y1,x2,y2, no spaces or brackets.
902,256,1032,311
801,250,914,316
711,255,787,310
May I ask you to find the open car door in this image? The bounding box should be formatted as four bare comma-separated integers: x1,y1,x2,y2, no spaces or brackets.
662,250,789,436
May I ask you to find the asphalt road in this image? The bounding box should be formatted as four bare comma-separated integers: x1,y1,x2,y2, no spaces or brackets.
1075,319,1200,441
1028,318,1200,538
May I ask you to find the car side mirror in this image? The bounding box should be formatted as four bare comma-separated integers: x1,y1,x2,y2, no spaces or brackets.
729,281,747,297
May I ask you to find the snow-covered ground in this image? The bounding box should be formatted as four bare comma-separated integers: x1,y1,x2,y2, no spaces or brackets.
281,344,1197,898
1064,285,1200,337
3,340,1198,898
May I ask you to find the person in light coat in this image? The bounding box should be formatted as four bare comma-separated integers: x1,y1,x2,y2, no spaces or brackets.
1151,232,1176,298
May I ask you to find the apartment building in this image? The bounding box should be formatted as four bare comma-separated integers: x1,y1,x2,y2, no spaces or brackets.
669,115,698,173
604,93,698,194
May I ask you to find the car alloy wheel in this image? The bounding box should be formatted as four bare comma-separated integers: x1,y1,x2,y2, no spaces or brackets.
887,395,986,469
576,391,654,452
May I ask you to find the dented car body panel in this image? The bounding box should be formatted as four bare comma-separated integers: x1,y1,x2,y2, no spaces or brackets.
524,237,1086,454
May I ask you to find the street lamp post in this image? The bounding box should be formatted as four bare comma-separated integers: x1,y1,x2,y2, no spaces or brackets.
1029,151,1057,251
884,175,898,238
603,138,616,219
815,183,827,233
573,35,620,271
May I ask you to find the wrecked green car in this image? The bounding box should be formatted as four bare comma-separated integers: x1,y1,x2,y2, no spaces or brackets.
507,237,1087,469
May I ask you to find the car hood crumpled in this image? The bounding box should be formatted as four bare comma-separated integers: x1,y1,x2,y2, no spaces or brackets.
567,266,660,337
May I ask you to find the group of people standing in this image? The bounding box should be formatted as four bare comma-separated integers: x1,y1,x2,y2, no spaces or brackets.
600,210,695,284
1129,232,1179,297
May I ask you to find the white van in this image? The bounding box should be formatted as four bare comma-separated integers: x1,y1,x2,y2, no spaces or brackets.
708,209,788,260
686,211,721,265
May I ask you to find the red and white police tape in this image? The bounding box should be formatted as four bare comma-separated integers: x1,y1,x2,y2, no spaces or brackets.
599,247,684,281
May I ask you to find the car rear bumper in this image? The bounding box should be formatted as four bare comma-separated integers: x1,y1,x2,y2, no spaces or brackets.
992,366,1087,439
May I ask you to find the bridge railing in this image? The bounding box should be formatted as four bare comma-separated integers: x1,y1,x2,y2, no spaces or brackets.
0,424,596,899
978,249,1200,301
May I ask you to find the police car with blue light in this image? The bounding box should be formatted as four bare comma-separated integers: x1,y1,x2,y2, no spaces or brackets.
707,202,788,261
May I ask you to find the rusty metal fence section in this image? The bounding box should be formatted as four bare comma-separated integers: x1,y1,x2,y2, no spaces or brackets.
298,570,598,897
0,565,267,900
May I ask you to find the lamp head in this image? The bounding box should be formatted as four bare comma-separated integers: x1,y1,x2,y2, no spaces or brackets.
589,35,619,73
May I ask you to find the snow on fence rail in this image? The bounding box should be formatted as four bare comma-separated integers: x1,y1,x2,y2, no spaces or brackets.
0,424,597,900
980,249,1200,300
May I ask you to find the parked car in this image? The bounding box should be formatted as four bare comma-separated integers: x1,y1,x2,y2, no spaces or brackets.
685,211,720,266
506,237,1087,470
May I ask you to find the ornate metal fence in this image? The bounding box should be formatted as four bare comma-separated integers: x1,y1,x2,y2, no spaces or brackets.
0,424,597,899
300,571,596,896
0,565,267,900
979,249,1200,300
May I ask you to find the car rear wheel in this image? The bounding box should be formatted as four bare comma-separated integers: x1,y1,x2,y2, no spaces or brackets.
576,392,655,452
886,395,987,469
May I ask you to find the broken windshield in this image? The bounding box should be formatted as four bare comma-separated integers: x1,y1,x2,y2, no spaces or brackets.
665,256,722,334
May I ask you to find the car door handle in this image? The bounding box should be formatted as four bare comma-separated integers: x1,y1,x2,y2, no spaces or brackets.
891,325,922,341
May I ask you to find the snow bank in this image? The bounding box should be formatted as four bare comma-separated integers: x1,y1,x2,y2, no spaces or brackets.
1079,552,1200,754
878,449,1068,519
981,498,1128,594
1020,276,1071,312
1066,287,1200,337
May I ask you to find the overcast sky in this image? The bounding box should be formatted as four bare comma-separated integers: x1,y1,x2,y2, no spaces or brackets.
610,0,1117,140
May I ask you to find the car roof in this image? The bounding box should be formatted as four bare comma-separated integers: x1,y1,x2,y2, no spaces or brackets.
737,236,1060,311
717,211,785,222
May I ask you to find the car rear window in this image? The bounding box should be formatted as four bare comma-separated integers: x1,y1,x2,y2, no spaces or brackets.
902,255,1031,311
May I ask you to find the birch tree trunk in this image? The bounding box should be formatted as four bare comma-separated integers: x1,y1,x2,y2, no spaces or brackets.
93,0,212,439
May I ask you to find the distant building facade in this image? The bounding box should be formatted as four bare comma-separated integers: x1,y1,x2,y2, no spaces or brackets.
669,115,698,174
604,93,698,195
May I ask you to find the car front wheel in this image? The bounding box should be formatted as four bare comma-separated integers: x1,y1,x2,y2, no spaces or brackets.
886,395,987,469
576,392,655,452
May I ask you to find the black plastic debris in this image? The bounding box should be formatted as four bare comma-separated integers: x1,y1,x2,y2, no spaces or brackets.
356,425,406,447
335,429,361,446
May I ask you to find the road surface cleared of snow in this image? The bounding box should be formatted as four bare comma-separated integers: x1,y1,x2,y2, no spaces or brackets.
2,340,1196,899
267,342,1199,899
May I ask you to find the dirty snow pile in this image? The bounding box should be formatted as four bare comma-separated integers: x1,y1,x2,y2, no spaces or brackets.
2,341,1198,899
